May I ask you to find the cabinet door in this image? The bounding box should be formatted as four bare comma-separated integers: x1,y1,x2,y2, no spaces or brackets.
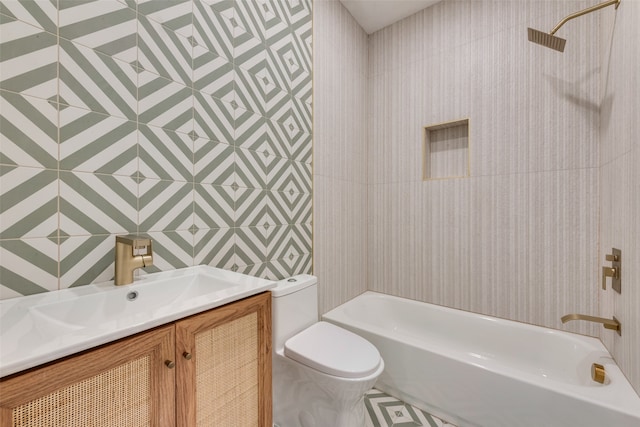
176,292,272,427
0,325,175,427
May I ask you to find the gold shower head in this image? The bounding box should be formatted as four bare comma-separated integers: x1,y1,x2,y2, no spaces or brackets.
527,28,566,52
528,0,621,52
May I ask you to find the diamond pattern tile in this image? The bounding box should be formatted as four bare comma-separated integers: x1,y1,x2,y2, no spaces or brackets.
59,39,137,119
0,0,312,297
60,107,137,175
0,16,58,99
365,389,457,427
58,0,137,63
1,91,58,169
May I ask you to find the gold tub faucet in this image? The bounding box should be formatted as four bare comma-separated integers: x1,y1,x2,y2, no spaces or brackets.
115,235,154,286
561,314,621,336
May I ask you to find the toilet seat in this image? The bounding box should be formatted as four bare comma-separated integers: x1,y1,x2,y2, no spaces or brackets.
284,321,381,378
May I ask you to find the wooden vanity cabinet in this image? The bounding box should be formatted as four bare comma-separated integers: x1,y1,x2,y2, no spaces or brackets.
0,325,176,427
0,292,272,427
176,291,272,427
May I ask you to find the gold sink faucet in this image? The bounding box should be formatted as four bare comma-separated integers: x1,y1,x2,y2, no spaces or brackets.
115,235,154,286
561,314,621,336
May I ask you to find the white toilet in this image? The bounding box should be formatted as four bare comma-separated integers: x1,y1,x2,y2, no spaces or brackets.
271,275,384,427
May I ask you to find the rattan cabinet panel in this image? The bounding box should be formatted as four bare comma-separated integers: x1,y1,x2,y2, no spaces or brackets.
0,326,175,427
176,292,272,427
0,292,272,427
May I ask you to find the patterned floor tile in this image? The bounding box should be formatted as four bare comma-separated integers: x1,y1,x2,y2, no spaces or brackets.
365,389,457,427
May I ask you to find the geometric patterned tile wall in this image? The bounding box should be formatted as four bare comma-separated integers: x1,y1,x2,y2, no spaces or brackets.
0,0,312,299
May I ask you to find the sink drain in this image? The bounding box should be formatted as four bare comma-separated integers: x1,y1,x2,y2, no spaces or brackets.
126,291,139,301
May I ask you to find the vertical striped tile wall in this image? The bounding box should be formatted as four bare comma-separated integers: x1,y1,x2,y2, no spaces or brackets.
598,0,640,394
0,0,312,299
313,0,369,314
367,0,602,337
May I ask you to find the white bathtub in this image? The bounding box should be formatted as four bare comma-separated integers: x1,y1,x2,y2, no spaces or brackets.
322,291,640,427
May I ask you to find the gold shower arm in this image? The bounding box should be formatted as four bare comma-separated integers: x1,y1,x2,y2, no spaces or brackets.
550,0,620,35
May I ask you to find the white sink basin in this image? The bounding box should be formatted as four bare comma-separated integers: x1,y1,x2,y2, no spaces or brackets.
0,266,275,378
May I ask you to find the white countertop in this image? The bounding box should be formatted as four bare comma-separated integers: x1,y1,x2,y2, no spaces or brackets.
0,266,275,378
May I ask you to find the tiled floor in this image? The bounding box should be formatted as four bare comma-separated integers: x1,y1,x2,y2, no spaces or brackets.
364,389,457,427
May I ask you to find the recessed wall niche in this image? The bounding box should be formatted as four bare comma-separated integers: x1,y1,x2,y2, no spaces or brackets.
423,119,470,180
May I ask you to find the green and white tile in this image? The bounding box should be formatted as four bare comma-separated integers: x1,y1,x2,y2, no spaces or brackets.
0,15,58,99
193,45,235,100
0,0,312,297
194,138,235,186
0,166,58,240
60,171,137,236
290,192,312,224
235,147,269,190
193,92,235,144
234,187,269,228
138,178,194,232
266,191,290,226
60,107,137,175
0,91,58,169
192,1,234,61
139,125,194,181
266,224,291,261
290,129,312,163
137,0,193,37
233,21,267,74
59,39,137,120
137,13,193,86
138,70,194,133
58,0,137,63
59,234,115,289
365,390,456,427
233,98,268,142
264,258,290,280
266,155,291,192
286,252,311,276
235,226,269,266
194,183,235,229
0,0,57,33
193,227,236,269
265,117,291,159
233,66,265,116
144,230,194,272
0,238,59,297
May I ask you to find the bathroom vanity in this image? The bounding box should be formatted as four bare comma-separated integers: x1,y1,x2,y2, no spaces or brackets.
0,266,274,427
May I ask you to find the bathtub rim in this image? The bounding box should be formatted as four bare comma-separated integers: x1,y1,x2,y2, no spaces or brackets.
322,291,640,419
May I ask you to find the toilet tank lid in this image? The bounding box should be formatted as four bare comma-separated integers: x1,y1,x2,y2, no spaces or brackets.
284,321,382,378
270,274,318,297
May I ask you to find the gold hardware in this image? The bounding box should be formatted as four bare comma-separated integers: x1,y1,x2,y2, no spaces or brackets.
115,234,154,286
602,248,621,293
165,360,175,369
561,314,621,336
528,0,621,52
183,352,192,360
549,0,620,36
591,363,606,384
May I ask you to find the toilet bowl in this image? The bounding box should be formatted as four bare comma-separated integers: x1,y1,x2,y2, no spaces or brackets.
271,275,384,427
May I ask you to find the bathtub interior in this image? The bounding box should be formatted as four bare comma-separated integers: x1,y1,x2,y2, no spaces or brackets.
323,291,640,427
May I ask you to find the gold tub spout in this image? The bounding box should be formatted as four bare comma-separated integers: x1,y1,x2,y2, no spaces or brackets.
561,314,621,336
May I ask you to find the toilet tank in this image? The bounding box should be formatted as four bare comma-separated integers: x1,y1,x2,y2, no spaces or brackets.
271,275,318,352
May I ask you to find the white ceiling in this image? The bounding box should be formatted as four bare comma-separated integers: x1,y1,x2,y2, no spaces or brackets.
339,0,442,34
